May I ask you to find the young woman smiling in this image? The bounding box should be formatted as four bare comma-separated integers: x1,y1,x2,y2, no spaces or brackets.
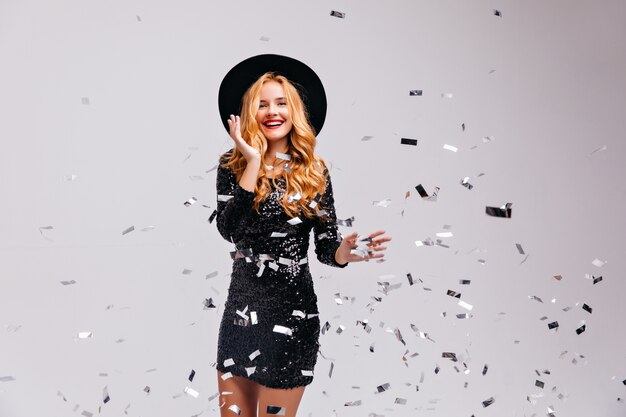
214,54,391,417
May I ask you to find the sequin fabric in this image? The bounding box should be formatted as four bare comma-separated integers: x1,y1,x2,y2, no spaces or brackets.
214,152,348,389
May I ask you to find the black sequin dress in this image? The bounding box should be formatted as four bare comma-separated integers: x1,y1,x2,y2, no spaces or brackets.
214,152,348,389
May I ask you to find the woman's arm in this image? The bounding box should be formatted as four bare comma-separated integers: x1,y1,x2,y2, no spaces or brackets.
313,170,349,268
215,156,260,243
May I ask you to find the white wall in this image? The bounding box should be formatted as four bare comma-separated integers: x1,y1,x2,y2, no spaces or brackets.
1,0,625,416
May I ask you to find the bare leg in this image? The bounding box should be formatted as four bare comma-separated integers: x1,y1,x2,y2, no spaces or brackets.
217,370,259,416
257,384,306,417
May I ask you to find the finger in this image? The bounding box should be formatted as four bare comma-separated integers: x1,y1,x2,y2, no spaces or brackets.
367,230,387,239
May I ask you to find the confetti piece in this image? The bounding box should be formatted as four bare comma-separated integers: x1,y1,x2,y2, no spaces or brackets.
371,199,392,208
301,370,314,377
548,321,559,330
460,177,473,190
536,380,545,388
441,93,453,98
122,226,134,235
485,203,512,218
0,376,16,382
516,243,525,254
395,398,407,405
553,275,563,281
287,217,302,225
459,279,471,285
575,321,586,335
582,303,592,314
591,258,607,268
267,405,287,415
447,290,461,298
77,332,93,339
249,350,261,360
228,404,241,415
81,97,90,105
64,174,78,181
443,144,458,152
330,10,345,18
401,137,418,146
415,184,439,201
409,90,423,96
493,9,502,17
593,276,603,284
344,400,361,406
203,298,216,309
436,232,453,238
103,386,110,403
184,197,198,207
376,383,390,393
361,135,374,141
60,280,76,285
220,372,233,380
590,145,607,156
260,36,270,41
458,300,473,310
482,397,495,407
482,364,488,375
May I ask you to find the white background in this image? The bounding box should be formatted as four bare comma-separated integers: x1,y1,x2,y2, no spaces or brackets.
1,0,625,416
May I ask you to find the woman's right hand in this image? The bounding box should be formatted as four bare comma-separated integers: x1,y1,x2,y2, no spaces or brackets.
227,114,261,164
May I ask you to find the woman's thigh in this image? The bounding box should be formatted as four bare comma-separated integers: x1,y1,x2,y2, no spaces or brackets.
257,384,306,417
217,370,259,416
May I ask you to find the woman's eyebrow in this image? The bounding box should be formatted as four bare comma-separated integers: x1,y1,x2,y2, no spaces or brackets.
259,97,286,102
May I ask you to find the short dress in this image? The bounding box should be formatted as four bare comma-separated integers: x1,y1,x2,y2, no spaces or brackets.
214,152,348,389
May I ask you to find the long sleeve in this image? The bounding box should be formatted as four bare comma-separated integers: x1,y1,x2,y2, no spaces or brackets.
215,158,256,244
313,170,348,268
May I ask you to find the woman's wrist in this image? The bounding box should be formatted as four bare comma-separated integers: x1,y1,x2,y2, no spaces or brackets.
335,247,348,265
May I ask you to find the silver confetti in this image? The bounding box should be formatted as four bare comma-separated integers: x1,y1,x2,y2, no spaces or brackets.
184,386,199,398
409,90,423,96
103,385,110,403
122,226,135,235
460,177,473,190
330,10,345,18
482,396,495,407
591,258,606,268
267,405,287,415
249,349,261,361
184,197,198,207
228,404,241,415
443,144,458,152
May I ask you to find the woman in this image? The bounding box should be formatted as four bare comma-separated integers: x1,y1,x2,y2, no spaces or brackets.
214,54,391,417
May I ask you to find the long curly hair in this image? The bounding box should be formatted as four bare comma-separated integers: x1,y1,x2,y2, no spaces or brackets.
219,72,329,219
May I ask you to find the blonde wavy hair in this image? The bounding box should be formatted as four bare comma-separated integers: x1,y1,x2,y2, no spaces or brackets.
220,72,329,219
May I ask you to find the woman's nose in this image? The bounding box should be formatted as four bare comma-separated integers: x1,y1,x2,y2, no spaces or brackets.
268,103,278,114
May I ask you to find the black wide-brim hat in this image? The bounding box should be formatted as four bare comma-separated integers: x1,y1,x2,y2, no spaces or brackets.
218,54,327,135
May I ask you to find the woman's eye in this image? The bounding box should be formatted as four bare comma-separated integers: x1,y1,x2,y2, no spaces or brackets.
279,102,287,106
259,103,267,108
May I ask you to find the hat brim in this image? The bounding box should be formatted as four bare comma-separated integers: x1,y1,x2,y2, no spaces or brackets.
218,54,327,136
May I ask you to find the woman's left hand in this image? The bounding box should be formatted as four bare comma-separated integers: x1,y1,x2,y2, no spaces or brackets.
335,230,391,265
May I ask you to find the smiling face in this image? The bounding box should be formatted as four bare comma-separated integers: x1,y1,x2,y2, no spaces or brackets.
255,80,293,143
